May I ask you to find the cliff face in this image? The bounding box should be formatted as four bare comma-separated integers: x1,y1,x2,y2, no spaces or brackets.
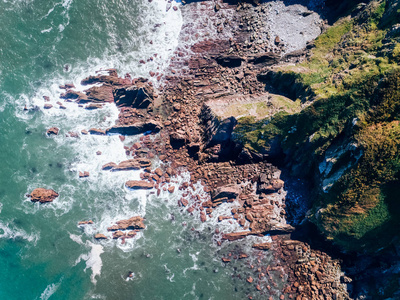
236,0,400,253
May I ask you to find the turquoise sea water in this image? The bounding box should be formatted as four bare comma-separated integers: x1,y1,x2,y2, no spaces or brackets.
0,1,279,299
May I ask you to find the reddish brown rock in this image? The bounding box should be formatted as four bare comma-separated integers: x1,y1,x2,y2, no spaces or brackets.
212,185,240,201
154,168,163,177
112,231,124,239
168,186,175,193
222,231,251,241
85,103,104,110
247,277,254,283
108,216,145,231
102,162,117,170
78,220,94,225
252,242,271,250
221,257,231,263
29,188,59,203
89,128,106,135
125,180,154,190
94,234,107,240
79,171,90,178
46,127,59,135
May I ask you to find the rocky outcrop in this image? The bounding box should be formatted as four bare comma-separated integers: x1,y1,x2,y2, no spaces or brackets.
247,52,280,65
89,128,107,135
107,216,145,231
252,242,271,250
106,119,162,135
125,180,154,190
113,78,154,108
46,127,59,135
257,175,284,194
29,188,59,203
215,55,244,68
94,234,107,240
82,85,114,103
211,185,240,201
79,171,90,178
80,69,131,86
102,159,152,171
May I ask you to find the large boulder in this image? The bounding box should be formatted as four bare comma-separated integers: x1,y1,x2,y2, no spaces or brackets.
29,188,59,203
60,90,88,102
113,78,154,108
257,178,284,194
81,85,114,103
107,216,145,231
247,52,280,65
80,71,131,86
46,127,59,135
222,231,252,241
211,185,240,201
125,180,154,190
216,55,244,68
107,159,152,171
106,120,162,135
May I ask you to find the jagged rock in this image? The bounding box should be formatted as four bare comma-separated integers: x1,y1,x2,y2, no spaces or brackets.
112,231,124,239
222,231,252,241
81,72,130,86
125,180,154,189
113,160,141,171
216,55,244,68
212,185,240,201
258,178,284,194
82,85,114,103
252,242,271,250
266,222,295,234
108,216,145,231
79,171,90,178
85,103,104,110
248,52,280,65
78,220,93,225
46,127,59,135
114,79,154,108
94,234,107,240
89,128,106,135
44,104,53,109
29,188,59,203
169,130,187,148
102,162,117,170
60,90,88,102
106,120,162,135
154,168,163,177
103,159,151,171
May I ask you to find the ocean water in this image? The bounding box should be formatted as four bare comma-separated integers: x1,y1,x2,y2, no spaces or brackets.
0,0,280,299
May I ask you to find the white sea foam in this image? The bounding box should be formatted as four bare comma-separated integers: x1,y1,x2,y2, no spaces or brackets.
39,279,62,300
0,222,40,244
71,233,104,285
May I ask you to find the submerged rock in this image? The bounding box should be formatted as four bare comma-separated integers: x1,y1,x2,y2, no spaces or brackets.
29,188,59,203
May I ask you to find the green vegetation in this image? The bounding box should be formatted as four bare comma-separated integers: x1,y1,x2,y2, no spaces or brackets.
234,0,400,251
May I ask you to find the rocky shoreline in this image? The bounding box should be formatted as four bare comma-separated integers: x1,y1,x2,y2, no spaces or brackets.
33,0,353,299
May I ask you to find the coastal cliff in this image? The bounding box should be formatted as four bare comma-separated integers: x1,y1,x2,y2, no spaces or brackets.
30,0,400,298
